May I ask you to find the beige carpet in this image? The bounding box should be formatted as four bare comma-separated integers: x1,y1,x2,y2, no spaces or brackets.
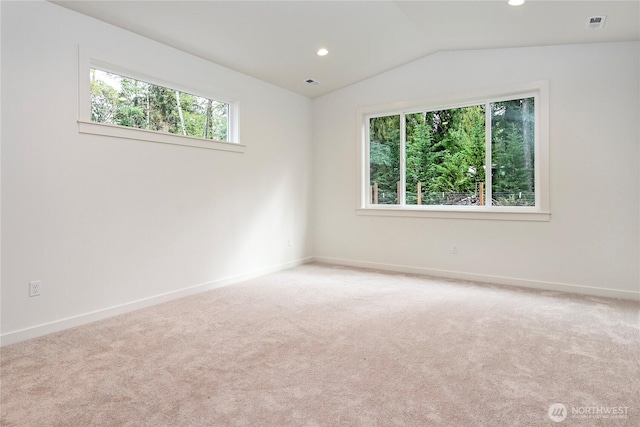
1,263,638,426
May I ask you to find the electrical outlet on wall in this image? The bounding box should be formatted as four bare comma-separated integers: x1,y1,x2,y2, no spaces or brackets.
451,245,459,255
29,281,41,297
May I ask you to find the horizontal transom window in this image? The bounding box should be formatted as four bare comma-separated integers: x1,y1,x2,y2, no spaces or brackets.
91,68,230,142
78,46,242,152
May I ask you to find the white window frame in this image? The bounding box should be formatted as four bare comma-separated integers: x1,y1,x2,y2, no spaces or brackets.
356,81,550,221
78,46,243,153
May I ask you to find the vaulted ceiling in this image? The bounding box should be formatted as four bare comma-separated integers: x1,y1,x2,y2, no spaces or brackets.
52,1,640,98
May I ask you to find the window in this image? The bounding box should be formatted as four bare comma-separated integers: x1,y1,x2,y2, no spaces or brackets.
90,69,229,142
359,82,549,221
78,46,242,152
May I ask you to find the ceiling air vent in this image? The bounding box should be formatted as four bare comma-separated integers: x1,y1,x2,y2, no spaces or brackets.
305,78,321,86
586,16,606,30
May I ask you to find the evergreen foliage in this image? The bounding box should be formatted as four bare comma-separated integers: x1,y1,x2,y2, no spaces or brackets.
369,115,400,204
369,98,535,206
90,69,228,142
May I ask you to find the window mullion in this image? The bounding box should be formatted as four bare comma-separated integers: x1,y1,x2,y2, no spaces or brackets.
364,118,372,207
485,102,492,207
399,112,407,206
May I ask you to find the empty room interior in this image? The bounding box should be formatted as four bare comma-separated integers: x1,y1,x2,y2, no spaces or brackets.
1,0,639,425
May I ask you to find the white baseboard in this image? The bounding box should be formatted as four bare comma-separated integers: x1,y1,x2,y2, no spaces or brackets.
1,257,314,347
3,255,636,346
312,256,640,301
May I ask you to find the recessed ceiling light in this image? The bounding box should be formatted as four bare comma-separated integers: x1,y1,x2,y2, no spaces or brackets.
508,0,525,6
317,48,329,57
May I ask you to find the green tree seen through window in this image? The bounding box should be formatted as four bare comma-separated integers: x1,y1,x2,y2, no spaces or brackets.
90,69,229,142
369,97,535,207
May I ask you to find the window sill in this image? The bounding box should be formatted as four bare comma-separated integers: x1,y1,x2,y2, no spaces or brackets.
356,207,551,222
78,121,245,153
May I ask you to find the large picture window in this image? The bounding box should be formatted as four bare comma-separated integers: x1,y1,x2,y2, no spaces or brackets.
360,82,549,221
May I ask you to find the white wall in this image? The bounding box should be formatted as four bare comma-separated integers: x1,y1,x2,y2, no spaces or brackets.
312,42,640,298
1,1,313,343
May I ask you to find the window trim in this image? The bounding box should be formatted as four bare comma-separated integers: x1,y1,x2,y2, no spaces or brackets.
78,46,243,152
356,81,550,221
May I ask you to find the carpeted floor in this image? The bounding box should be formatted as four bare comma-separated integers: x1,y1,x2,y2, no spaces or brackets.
1,263,638,426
